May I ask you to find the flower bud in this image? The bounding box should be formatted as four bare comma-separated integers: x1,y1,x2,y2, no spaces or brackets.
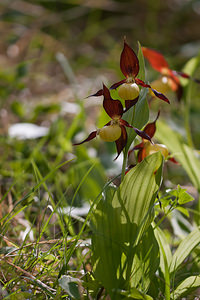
118,83,140,100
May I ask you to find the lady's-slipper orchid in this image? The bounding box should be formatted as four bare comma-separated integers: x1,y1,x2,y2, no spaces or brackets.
109,41,170,111
128,111,177,163
142,47,200,101
73,84,152,159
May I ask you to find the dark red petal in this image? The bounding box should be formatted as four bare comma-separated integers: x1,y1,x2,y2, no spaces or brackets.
143,110,160,138
120,41,139,78
133,127,152,142
172,70,200,84
119,119,133,128
135,78,150,88
103,84,123,119
87,89,103,98
167,74,183,101
135,78,170,104
168,156,179,164
124,97,139,112
73,131,97,145
138,148,146,162
110,79,126,90
114,126,127,160
175,84,183,102
142,47,169,73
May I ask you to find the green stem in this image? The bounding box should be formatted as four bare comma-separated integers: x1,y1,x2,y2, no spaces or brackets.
184,84,194,148
121,147,128,181
121,106,136,181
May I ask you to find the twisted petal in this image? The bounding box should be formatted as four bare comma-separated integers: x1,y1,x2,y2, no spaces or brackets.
73,131,97,145
103,84,123,119
120,41,139,78
87,89,103,98
135,78,170,103
142,47,169,73
172,70,200,84
110,79,126,90
138,148,147,162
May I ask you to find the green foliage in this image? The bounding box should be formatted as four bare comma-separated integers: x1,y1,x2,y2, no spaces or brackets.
169,227,200,274
91,152,163,296
1,2,200,298
172,275,200,299
155,120,200,189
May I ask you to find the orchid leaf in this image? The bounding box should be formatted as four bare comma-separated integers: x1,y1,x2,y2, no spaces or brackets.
91,152,163,295
169,227,200,274
173,276,200,299
137,41,146,81
154,227,172,275
130,226,159,291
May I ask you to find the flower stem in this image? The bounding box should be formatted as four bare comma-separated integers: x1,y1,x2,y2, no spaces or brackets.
121,147,128,181
184,82,194,148
121,105,136,182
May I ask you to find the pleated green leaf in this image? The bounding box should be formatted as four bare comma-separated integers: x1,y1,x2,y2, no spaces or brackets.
112,152,163,226
173,275,200,299
131,226,159,291
154,227,172,275
169,227,200,273
91,152,163,295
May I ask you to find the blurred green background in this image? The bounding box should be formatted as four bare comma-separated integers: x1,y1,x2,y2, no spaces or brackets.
0,0,200,204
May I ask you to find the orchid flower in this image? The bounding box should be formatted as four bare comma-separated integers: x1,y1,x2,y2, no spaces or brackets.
142,47,200,101
128,111,177,163
88,41,170,112
110,41,170,111
74,84,151,159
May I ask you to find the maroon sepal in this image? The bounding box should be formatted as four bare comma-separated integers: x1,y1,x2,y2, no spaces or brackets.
142,47,169,72
73,131,97,145
172,70,200,84
135,78,150,88
87,89,103,98
110,79,126,90
120,119,133,128
175,83,183,102
120,41,139,78
124,97,139,112
138,147,146,162
103,84,123,118
133,127,152,142
114,126,127,160
168,156,179,164
143,110,160,138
